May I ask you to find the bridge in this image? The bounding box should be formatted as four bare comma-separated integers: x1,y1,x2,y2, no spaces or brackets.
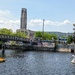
0,34,31,55
0,34,56,55
0,34,30,43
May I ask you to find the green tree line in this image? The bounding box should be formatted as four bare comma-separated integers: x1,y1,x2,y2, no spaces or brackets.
0,28,27,38
0,28,73,44
35,31,57,40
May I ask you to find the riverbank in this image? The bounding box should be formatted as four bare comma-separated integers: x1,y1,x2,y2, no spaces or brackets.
0,43,75,53
57,48,71,52
56,44,75,53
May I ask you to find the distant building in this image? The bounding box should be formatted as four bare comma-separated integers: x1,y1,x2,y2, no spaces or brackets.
17,8,34,38
21,8,27,30
58,38,67,43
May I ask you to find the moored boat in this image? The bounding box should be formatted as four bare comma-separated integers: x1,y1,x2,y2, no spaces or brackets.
71,59,75,64
0,58,5,62
71,55,75,64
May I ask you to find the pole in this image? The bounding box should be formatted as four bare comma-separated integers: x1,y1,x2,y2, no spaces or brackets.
74,30,75,43
73,24,75,43
2,44,5,55
42,19,45,40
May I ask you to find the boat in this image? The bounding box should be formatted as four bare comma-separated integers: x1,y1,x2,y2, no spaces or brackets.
71,55,75,64
72,55,75,57
0,58,5,62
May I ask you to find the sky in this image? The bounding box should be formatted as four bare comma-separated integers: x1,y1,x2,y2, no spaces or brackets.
0,0,75,33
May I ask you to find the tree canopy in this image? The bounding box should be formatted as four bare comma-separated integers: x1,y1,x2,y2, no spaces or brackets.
0,28,13,35
67,35,73,44
0,28,27,38
35,31,57,40
13,31,27,38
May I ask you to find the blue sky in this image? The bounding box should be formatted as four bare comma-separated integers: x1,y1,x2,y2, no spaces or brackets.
0,0,75,33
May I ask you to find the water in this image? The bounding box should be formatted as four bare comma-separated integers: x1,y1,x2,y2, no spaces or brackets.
0,49,75,75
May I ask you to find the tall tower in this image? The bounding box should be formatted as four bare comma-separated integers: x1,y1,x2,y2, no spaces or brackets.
20,8,27,30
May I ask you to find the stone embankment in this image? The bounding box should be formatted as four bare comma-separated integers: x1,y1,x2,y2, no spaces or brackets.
57,48,71,52
56,44,75,52
0,42,56,51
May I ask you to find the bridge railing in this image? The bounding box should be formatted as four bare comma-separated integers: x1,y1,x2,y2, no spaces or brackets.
0,34,30,42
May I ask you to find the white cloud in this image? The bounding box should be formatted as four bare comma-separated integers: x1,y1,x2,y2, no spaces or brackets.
63,20,71,24
5,20,20,25
28,19,42,26
0,10,20,32
28,19,71,27
0,20,4,24
28,19,73,32
0,10,73,32
0,10,12,20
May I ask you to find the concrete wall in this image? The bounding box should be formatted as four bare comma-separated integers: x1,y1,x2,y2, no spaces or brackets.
57,48,71,52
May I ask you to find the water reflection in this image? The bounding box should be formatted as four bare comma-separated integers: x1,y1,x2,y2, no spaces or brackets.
0,49,75,75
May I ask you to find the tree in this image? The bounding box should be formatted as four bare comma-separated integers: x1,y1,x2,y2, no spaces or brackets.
35,31,57,40
67,35,73,44
0,28,28,38
14,31,27,38
35,31,42,39
0,28,13,35
43,33,57,40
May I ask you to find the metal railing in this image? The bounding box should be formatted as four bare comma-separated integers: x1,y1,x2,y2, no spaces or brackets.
0,34,29,42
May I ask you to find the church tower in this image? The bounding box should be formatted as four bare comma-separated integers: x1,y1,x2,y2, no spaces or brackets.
16,8,34,38
20,8,27,30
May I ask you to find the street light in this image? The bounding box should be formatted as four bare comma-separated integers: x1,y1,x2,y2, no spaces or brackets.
42,19,45,40
73,24,75,43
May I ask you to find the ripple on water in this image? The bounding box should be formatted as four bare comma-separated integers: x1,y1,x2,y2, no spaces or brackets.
0,50,75,75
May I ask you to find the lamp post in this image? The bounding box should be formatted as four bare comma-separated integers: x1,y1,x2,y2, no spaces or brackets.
42,19,45,40
73,24,75,43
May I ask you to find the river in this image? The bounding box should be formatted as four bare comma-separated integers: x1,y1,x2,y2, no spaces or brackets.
0,49,75,75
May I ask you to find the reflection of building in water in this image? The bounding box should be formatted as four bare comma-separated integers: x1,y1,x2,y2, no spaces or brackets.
17,8,34,38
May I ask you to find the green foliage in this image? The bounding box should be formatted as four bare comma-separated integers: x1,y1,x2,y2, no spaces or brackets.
35,31,42,38
14,31,27,38
43,33,57,40
0,28,27,38
0,28,13,35
11,41,16,45
62,36,67,38
0,41,3,44
67,35,73,44
35,31,57,40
